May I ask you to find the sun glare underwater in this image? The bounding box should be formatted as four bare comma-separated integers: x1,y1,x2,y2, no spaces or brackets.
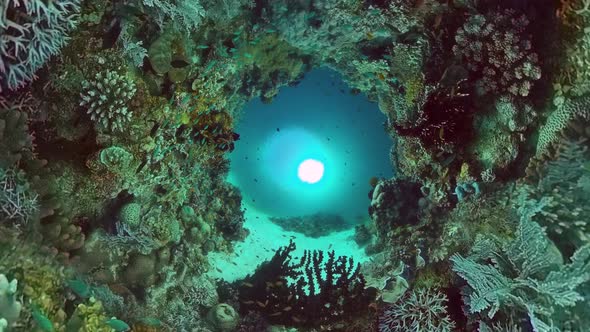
2,1,590,331
229,68,393,219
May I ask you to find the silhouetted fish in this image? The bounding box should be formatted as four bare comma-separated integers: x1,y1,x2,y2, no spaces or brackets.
171,58,190,68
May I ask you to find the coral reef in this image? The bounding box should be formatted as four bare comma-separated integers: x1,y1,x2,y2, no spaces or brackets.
0,0,588,330
237,240,375,328
80,70,137,132
453,9,542,97
378,288,455,332
0,0,81,92
268,213,355,238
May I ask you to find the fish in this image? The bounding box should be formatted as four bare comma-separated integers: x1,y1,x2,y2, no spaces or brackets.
105,318,131,331
67,279,91,298
171,58,190,68
266,29,277,33
241,282,254,287
32,305,54,332
283,306,292,311
197,44,210,49
276,127,280,132
269,312,282,316
244,53,254,59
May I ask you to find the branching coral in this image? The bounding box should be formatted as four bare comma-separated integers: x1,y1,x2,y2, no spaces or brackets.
79,70,137,132
451,215,590,329
0,0,81,92
453,9,541,97
237,240,374,328
378,288,455,332
0,167,38,225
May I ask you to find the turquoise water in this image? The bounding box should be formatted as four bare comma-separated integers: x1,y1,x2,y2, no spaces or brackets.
230,68,393,219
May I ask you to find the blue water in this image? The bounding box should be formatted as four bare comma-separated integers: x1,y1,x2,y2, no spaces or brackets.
229,68,394,221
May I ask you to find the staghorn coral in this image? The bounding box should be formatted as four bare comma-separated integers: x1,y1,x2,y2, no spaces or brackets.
378,288,455,332
80,70,137,132
0,0,81,92
0,167,39,225
453,9,542,97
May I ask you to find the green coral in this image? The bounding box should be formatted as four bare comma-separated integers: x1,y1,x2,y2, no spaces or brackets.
118,203,141,228
99,146,134,174
79,70,137,132
451,215,590,330
518,139,590,247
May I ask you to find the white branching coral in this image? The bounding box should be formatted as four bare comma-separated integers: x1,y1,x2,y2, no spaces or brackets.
0,0,81,92
80,70,137,132
379,288,455,332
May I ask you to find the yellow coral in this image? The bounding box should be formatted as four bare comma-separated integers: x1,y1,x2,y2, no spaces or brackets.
74,299,115,332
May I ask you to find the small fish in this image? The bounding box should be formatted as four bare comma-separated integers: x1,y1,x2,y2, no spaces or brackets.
276,127,280,132
244,53,253,59
241,282,254,287
171,58,190,68
283,306,292,311
67,279,91,298
106,318,131,331
32,305,54,332
256,300,268,308
377,73,386,81
197,44,210,49
241,300,255,305
265,29,277,33
269,312,282,316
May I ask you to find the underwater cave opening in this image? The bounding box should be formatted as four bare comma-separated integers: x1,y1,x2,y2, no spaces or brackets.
208,67,394,281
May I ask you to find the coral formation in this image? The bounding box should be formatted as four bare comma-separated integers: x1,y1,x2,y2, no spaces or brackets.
268,213,354,238
453,9,542,97
378,288,455,332
80,70,137,132
0,0,588,330
0,0,81,92
237,240,375,328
